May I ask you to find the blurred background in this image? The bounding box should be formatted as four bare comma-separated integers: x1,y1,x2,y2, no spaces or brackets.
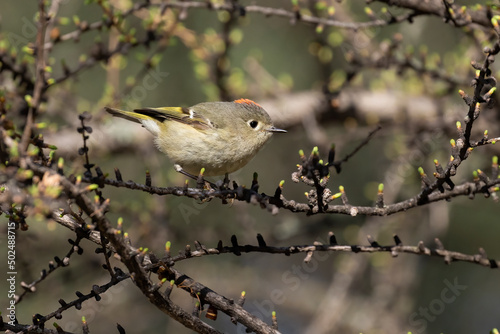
1,0,500,333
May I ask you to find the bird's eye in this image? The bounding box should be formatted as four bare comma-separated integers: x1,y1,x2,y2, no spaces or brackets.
249,120,259,129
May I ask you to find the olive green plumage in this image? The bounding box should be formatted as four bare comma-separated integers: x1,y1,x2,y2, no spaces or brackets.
105,99,286,176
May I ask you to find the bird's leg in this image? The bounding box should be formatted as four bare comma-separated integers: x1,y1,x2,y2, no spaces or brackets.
223,173,230,188
174,164,217,188
214,172,232,190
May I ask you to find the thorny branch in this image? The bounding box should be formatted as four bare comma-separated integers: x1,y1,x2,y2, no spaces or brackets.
1,273,129,334
165,234,500,269
15,226,86,304
52,220,500,270
82,174,500,216
21,158,279,334
415,38,500,205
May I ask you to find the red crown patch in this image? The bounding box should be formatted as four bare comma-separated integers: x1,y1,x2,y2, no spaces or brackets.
234,98,262,108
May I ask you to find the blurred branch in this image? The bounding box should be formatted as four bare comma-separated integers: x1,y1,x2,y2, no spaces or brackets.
214,6,237,101
345,34,468,89
372,0,493,28
43,1,151,50
48,33,162,88
0,53,34,90
49,86,467,159
20,0,48,154
157,1,422,30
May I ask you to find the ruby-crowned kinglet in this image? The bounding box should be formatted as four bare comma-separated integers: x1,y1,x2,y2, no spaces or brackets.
105,99,286,176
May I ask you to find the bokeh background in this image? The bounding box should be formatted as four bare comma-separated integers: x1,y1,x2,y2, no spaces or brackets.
1,0,500,333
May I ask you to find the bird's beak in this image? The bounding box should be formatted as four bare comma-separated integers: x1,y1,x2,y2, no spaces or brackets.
266,126,287,133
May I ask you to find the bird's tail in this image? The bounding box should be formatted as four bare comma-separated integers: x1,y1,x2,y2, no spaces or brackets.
104,107,155,124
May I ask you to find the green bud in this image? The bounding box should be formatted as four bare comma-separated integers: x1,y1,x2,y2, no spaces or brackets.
35,122,47,129
28,146,40,156
22,45,34,55
492,16,499,27
10,144,19,158
86,184,99,191
59,17,70,25
24,94,33,107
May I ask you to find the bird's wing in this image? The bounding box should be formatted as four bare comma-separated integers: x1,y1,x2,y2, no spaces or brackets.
133,107,213,130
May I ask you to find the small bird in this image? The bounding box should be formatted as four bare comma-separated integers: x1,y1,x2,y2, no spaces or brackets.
105,99,286,176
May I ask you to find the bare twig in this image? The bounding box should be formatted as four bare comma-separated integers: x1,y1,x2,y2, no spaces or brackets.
155,234,500,269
